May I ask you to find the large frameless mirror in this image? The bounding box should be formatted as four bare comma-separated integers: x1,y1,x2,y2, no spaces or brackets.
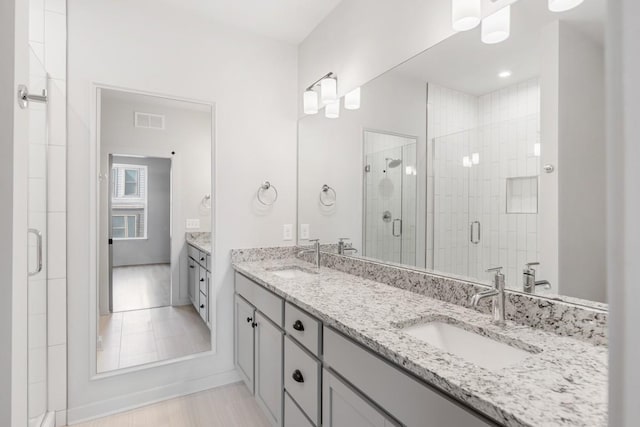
298,0,607,306
96,88,214,373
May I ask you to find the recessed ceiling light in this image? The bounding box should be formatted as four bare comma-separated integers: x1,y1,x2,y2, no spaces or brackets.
498,70,512,78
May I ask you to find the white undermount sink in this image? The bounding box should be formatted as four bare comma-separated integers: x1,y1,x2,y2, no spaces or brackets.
266,266,318,279
401,321,538,371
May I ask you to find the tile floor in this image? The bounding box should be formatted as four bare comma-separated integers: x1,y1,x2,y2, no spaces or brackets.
72,382,270,427
97,305,211,372
112,263,171,312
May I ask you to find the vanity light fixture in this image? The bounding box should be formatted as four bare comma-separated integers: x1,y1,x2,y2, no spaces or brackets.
482,5,511,44
452,0,481,31
548,0,584,12
325,101,340,119
303,90,319,115
498,70,512,78
345,87,361,110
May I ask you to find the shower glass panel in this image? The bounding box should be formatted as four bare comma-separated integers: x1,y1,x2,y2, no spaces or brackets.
363,131,417,265
432,114,540,287
27,46,49,427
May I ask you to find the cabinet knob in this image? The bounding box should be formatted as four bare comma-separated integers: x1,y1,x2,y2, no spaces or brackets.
292,369,304,383
293,320,305,332
246,317,253,323
200,278,205,282
200,304,205,308
251,322,258,328
190,265,195,269
200,257,205,261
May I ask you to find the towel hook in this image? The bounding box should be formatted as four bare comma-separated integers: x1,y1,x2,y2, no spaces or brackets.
319,184,336,207
257,181,278,206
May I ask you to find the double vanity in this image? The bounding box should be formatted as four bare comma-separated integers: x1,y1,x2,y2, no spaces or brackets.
232,248,607,427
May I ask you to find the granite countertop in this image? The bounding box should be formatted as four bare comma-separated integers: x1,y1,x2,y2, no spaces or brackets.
186,232,211,254
232,258,607,427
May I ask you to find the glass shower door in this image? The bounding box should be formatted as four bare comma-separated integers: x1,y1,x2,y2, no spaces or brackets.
27,46,49,427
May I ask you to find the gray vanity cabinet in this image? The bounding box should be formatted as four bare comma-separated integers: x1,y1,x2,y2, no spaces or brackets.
254,311,284,426
187,243,212,327
234,295,255,393
323,368,399,427
188,257,197,307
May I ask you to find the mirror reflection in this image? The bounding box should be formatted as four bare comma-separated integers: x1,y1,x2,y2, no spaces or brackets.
298,0,606,304
97,88,213,372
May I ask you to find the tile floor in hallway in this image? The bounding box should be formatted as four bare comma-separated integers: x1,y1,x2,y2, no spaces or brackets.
112,264,171,312
72,382,270,427
97,305,211,372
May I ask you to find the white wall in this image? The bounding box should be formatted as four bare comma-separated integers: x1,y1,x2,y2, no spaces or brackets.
608,0,640,425
67,0,298,421
2,1,29,426
298,71,427,262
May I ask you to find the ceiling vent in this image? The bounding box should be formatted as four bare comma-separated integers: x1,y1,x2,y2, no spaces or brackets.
135,112,165,130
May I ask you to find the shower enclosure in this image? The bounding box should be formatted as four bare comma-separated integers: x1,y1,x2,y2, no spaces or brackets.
431,114,541,287
363,130,418,265
26,46,52,427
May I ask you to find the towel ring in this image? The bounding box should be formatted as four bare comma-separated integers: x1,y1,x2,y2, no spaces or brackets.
257,181,278,206
319,184,336,207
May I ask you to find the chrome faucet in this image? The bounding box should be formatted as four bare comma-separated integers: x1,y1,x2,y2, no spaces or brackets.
298,239,321,269
337,238,358,255
523,262,552,294
471,267,506,326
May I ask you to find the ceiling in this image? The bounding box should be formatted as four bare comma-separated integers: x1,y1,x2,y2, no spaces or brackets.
154,0,343,44
102,89,213,113
393,0,605,96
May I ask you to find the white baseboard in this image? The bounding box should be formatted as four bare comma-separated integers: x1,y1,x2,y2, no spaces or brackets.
66,369,240,425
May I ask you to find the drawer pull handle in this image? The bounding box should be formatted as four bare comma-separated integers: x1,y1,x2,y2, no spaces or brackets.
246,317,253,323
293,320,305,331
251,322,258,328
292,369,304,383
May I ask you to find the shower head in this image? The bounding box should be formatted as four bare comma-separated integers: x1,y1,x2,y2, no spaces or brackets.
385,158,402,168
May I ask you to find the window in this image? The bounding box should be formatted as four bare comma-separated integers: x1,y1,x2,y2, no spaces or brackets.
111,163,147,239
112,215,138,238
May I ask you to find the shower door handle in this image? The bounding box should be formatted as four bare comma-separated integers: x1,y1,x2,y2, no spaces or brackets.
470,221,481,245
28,228,43,276
392,219,402,237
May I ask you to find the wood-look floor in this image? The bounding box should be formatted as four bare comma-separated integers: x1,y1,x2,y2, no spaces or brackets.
97,305,211,372
71,382,270,427
112,263,171,312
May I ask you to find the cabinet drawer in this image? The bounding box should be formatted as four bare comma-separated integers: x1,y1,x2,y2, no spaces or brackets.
323,327,496,427
285,302,321,357
285,391,314,427
199,291,207,322
235,273,283,328
206,253,212,271
199,266,207,295
187,244,199,260
284,337,321,426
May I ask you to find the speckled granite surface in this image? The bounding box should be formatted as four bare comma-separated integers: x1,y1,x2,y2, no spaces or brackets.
185,232,211,254
232,257,608,427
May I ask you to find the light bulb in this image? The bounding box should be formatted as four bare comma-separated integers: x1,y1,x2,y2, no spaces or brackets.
345,87,361,110
303,90,318,115
472,152,480,165
482,5,511,44
321,77,338,104
548,0,584,12
498,70,512,78
452,0,481,31
463,156,472,168
325,101,340,119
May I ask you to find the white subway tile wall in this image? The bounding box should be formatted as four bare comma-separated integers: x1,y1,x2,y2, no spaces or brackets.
429,80,540,288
